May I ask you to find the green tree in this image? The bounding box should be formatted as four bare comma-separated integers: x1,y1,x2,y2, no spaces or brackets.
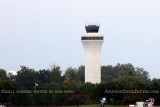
64,90,89,107
0,80,14,106
38,69,50,88
0,69,8,80
77,65,85,83
64,67,77,81
49,65,62,87
101,65,114,81
135,67,150,81
111,76,147,105
149,78,160,105
63,80,80,89
7,72,17,82
15,66,38,89
101,63,150,82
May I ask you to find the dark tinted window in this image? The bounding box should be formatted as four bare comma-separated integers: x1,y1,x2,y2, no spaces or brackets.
81,37,103,40
85,25,99,33
86,29,99,33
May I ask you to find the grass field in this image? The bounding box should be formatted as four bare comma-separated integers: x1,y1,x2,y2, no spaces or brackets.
80,105,127,107
7,105,160,107
58,105,160,107
80,105,126,107
59,105,127,107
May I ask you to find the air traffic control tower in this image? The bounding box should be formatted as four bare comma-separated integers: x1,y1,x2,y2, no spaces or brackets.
81,25,104,84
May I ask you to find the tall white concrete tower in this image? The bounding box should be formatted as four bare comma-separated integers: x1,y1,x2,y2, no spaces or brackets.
81,25,104,84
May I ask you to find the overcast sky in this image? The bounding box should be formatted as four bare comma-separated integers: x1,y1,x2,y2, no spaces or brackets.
0,0,160,78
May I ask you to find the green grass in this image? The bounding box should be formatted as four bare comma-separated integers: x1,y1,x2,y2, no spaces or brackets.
58,105,160,107
81,105,127,107
59,105,127,107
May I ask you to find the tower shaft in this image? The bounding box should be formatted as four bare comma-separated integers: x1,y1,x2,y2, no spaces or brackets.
82,40,103,83
82,31,104,84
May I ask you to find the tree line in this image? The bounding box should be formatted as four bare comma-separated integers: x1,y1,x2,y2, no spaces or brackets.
0,63,160,106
